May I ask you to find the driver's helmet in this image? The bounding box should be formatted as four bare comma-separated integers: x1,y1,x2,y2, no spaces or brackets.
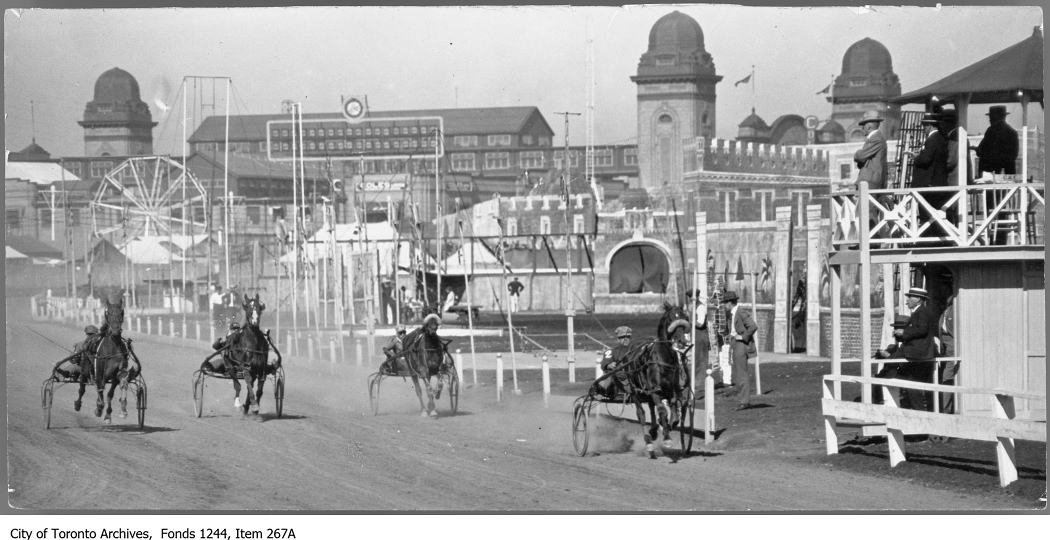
229,322,241,331
84,325,99,336
396,324,407,335
614,326,632,339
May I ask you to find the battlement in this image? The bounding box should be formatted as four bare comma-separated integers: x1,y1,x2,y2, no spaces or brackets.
685,136,830,178
501,192,593,212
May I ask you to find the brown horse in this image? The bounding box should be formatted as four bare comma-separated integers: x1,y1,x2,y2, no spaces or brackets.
400,317,452,417
93,296,140,424
621,303,691,458
225,294,270,415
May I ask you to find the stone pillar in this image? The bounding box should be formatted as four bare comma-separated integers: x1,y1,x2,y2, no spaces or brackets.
773,206,793,353
806,205,823,357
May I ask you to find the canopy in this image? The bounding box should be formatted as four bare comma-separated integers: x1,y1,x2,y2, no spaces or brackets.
893,27,1043,105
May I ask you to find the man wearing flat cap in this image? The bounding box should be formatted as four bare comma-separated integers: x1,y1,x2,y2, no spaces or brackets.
852,110,888,191
976,105,1019,175
893,287,939,411
720,291,757,410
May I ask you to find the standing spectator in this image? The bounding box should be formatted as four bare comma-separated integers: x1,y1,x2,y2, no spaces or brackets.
442,286,457,314
210,285,225,335
684,289,711,384
976,106,1019,175
379,277,396,325
507,276,525,313
937,292,958,413
853,110,888,191
894,287,939,411
906,112,951,235
721,291,757,410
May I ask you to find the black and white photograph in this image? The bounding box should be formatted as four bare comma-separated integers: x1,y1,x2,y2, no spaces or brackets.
3,2,1046,521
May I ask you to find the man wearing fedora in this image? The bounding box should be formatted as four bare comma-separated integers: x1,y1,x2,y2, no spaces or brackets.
871,314,913,405
976,105,1019,175
893,287,939,411
852,110,888,191
720,291,757,410
905,112,951,235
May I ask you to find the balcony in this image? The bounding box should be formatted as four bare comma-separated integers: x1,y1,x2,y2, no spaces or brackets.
829,179,1045,265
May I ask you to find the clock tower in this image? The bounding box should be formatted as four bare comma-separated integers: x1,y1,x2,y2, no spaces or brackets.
78,67,156,157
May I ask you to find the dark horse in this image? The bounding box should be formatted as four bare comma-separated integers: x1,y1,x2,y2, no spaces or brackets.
400,320,451,417
226,294,270,415
621,302,692,458
92,296,140,424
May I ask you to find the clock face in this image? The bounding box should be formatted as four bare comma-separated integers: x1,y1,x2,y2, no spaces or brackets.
344,98,364,119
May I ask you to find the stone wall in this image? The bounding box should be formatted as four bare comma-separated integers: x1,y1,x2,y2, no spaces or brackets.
819,307,887,358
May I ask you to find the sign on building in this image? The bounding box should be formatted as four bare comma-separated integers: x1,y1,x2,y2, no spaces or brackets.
266,116,444,162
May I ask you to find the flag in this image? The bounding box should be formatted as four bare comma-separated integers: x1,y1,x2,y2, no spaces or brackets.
734,73,752,87
816,84,831,95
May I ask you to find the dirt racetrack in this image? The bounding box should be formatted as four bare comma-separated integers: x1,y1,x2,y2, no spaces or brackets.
5,301,1043,512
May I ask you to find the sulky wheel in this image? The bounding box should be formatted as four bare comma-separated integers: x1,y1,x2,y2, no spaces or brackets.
680,392,695,454
448,371,459,414
367,373,381,416
572,398,591,457
192,371,205,418
135,382,147,430
274,368,285,418
41,379,55,429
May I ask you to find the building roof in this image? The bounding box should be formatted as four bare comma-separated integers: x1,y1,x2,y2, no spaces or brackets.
893,27,1043,105
189,106,552,143
4,152,82,184
647,10,705,53
8,141,53,162
6,246,28,259
119,236,186,264
841,38,894,75
93,67,142,103
5,235,64,259
188,149,301,180
738,108,769,129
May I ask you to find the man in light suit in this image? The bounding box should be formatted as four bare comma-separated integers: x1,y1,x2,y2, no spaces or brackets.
721,291,757,410
853,110,888,191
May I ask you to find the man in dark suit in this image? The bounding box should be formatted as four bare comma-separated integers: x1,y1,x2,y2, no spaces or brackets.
720,291,757,410
894,287,939,411
853,110,888,190
907,112,951,236
976,106,1019,175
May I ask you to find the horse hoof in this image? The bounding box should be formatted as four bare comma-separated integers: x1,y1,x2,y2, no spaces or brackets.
420,411,430,418
119,411,128,419
234,397,242,408
94,407,103,418
662,439,673,449
73,400,81,412
104,417,112,425
428,410,438,418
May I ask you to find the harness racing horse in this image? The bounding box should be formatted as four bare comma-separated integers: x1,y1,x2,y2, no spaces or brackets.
93,297,140,423
401,321,452,417
226,294,271,415
622,303,692,458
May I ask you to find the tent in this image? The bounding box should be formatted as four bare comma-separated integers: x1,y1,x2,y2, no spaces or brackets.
893,27,1043,119
441,239,512,275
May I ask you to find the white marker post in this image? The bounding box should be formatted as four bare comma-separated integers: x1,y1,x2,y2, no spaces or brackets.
496,352,504,402
542,354,551,408
705,368,715,444
455,348,465,391
355,339,363,368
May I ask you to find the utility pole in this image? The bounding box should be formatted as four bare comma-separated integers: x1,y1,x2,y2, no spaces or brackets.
553,111,581,380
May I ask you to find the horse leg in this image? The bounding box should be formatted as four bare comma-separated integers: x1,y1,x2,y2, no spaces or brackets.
118,380,129,419
659,398,673,449
104,379,118,424
231,375,243,410
635,401,654,457
75,380,86,412
251,374,265,415
410,376,428,417
422,377,438,417
94,371,105,418
647,401,661,458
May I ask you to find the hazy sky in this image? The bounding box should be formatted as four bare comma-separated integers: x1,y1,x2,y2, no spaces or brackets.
3,4,1044,158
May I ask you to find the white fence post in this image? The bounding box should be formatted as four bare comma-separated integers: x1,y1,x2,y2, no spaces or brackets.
455,348,465,390
329,337,337,365
355,339,363,368
496,352,504,402
542,354,551,408
146,317,152,335
705,369,715,444
568,354,576,384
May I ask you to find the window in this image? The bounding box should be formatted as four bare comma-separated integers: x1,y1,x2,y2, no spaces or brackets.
487,134,511,146
573,214,585,234
281,142,290,151
392,127,400,136
484,152,510,170
540,216,551,235
354,128,363,137
64,162,82,178
522,135,534,146
839,162,852,180
538,136,551,146
593,148,614,167
307,141,316,151
308,129,316,137
6,209,21,229
90,161,114,178
519,151,545,169
719,191,736,223
246,206,262,225
336,129,344,137
365,128,372,136
451,153,476,171
39,207,52,225
553,150,580,170
624,148,638,166
507,218,517,237
453,135,478,147
258,141,268,152
754,190,775,222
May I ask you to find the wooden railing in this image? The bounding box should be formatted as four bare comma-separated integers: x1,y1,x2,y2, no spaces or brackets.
831,181,1045,249
822,373,1046,487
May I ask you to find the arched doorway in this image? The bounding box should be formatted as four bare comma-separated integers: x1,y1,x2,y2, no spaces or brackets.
608,242,671,294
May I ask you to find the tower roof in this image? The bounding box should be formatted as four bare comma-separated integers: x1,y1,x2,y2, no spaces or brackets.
93,67,142,104
833,37,900,102
738,108,769,129
647,10,705,53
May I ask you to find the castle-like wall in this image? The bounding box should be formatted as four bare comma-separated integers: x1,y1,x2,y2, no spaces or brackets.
685,137,830,178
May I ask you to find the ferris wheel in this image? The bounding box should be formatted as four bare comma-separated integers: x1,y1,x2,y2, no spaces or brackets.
90,156,210,239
